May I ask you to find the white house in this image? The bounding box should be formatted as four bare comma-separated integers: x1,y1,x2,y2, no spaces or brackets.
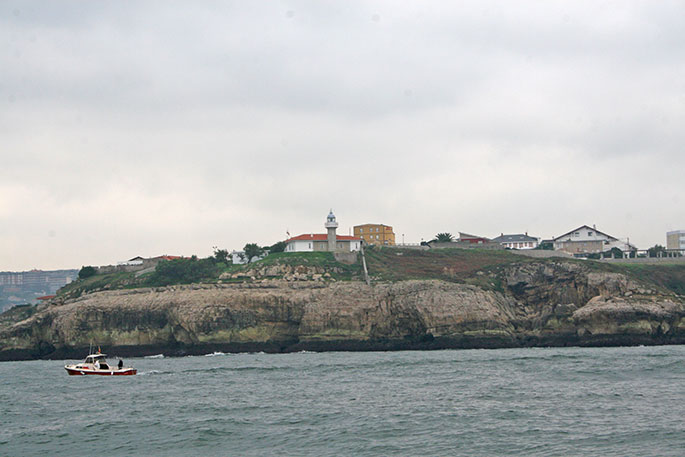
284,234,361,252
285,211,361,253
492,233,540,250
553,225,634,255
117,256,144,266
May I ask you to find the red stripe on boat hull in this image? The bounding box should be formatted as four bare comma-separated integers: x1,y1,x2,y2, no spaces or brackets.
65,367,137,376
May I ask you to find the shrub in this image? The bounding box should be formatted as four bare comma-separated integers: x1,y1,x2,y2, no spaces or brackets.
78,266,97,280
146,257,218,286
268,241,287,253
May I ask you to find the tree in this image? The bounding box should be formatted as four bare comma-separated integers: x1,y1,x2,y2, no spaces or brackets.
606,247,624,259
243,243,264,263
434,233,454,243
213,248,229,264
647,244,666,258
268,241,287,253
536,241,554,250
78,266,97,280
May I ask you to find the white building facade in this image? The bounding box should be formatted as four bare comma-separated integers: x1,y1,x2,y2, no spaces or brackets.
666,230,685,250
285,211,361,253
553,225,634,255
491,233,540,250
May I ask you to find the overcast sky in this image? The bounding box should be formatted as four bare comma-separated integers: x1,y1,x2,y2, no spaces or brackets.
2,1,684,271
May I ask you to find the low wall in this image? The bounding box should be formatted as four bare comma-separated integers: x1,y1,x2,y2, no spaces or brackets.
599,257,685,264
510,250,573,259
334,252,359,265
428,241,502,250
384,244,429,251
96,264,146,274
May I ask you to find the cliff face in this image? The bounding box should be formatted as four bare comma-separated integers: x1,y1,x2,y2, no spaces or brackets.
1,261,683,359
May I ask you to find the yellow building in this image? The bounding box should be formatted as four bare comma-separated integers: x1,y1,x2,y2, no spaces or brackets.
354,224,396,246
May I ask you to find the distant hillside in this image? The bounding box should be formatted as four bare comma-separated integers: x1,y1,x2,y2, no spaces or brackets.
0,269,78,312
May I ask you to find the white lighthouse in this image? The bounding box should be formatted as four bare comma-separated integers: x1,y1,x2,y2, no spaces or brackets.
325,209,339,251
283,210,361,253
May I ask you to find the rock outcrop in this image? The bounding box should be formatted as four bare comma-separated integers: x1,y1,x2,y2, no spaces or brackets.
1,261,683,360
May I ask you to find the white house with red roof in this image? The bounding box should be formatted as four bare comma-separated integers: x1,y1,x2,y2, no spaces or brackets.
285,211,361,252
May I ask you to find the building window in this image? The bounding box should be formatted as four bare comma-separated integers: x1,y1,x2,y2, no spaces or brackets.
588,232,593,236
359,228,363,233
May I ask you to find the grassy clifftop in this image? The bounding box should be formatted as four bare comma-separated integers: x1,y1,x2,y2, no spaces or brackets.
55,251,363,299
53,247,685,300
364,247,685,296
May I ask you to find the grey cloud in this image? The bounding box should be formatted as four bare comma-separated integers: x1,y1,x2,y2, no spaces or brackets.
1,1,684,269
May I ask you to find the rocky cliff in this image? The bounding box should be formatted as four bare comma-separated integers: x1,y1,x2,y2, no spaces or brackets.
1,261,683,360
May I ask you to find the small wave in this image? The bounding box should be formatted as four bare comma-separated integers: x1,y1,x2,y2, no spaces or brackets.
144,354,164,359
204,351,226,357
180,365,290,375
296,350,317,354
138,369,163,376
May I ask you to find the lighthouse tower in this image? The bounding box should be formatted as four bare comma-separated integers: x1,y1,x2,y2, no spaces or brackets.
325,209,339,251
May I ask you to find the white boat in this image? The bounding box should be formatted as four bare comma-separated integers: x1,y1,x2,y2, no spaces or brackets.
64,351,137,376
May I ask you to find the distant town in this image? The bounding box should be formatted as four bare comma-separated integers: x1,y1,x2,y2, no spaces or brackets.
228,210,685,263
2,210,684,312
0,269,78,312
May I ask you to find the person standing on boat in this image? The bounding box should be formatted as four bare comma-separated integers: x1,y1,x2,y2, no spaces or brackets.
118,359,123,369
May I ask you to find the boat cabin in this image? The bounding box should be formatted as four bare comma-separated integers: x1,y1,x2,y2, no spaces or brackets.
84,353,110,369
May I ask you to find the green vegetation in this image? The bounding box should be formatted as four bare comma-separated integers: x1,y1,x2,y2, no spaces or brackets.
267,241,287,253
0,303,37,332
433,233,455,243
256,252,362,280
243,243,265,263
78,266,97,280
146,256,220,286
258,251,340,267
612,263,685,295
536,241,553,250
56,249,365,297
647,244,667,258
363,246,523,282
51,245,685,298
58,270,140,299
213,248,229,264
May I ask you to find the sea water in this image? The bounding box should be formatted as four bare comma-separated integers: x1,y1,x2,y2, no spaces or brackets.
1,345,683,456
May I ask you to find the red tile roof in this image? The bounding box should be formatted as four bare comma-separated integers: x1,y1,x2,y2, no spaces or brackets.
286,234,361,242
37,295,56,301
